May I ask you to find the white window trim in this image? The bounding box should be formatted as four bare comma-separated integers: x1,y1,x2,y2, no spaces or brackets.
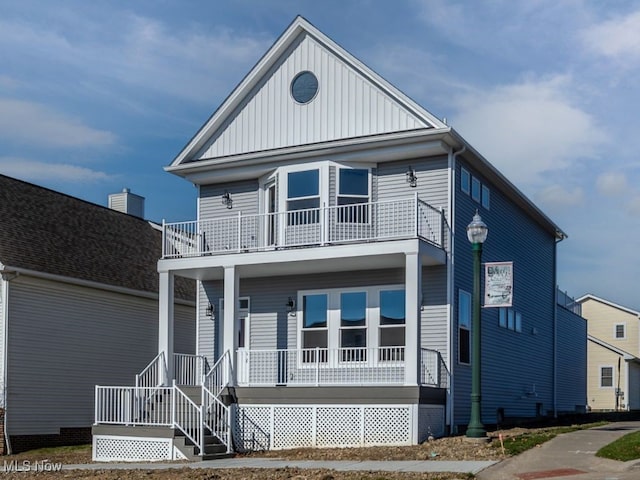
296,284,404,354
219,296,251,350
599,365,614,388
481,184,490,210
471,176,481,203
461,167,470,194
614,323,626,340
336,166,372,202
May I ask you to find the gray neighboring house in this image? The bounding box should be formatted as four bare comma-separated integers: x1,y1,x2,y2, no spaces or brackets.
0,174,196,453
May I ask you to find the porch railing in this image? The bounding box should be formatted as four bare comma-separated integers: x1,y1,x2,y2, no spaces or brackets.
135,352,166,389
174,353,209,386
203,350,232,396
236,347,406,386
163,195,444,259
420,348,450,388
94,386,173,426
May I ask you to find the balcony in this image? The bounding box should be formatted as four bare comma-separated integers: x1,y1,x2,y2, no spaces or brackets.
162,196,444,259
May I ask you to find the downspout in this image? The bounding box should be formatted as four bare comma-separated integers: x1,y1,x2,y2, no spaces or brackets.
0,271,17,455
447,144,466,434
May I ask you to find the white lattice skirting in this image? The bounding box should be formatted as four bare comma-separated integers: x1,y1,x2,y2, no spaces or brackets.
93,435,185,462
233,403,445,451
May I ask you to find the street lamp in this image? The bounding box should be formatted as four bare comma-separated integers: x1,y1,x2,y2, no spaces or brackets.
466,210,488,440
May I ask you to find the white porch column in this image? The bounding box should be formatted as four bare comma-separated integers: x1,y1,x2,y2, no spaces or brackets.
158,270,175,384
222,265,239,386
405,252,422,386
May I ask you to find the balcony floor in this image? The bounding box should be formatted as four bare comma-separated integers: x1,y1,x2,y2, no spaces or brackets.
159,238,445,281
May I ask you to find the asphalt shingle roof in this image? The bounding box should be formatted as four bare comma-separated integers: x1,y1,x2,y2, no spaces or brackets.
0,174,194,301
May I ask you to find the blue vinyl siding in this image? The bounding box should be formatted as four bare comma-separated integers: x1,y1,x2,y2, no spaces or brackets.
453,158,557,427
556,306,587,413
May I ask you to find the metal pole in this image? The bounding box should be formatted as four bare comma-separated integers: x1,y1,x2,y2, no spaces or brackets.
466,241,487,439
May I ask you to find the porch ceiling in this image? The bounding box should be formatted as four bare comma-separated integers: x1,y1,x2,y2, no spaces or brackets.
159,238,445,281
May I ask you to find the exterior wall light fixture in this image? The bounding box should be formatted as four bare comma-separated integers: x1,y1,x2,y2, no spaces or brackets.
205,303,215,317
406,166,418,188
221,191,233,209
286,297,296,315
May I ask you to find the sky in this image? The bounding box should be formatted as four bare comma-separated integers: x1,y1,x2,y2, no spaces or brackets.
1,0,639,311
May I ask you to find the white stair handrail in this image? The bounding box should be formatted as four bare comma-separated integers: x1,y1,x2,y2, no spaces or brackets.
202,385,232,453
203,350,232,396
135,352,167,389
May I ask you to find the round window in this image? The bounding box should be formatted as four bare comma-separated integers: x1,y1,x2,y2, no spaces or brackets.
291,71,318,104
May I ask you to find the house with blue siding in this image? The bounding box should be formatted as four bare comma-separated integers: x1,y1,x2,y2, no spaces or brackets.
92,16,586,461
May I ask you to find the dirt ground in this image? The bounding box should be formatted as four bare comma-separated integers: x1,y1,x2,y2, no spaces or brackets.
0,429,520,479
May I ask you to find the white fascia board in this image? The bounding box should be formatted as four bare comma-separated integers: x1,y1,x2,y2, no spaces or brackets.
578,294,640,317
158,239,446,280
447,129,566,241
166,130,449,184
588,334,638,361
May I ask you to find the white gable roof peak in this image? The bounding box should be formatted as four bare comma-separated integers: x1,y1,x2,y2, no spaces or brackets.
170,16,447,167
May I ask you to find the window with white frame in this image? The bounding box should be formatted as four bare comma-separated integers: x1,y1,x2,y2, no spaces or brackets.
298,285,406,363
481,184,490,210
458,290,471,364
301,293,328,362
615,324,625,339
460,166,490,210
471,177,481,203
337,168,370,223
379,289,406,361
287,169,320,224
461,168,470,194
600,366,614,387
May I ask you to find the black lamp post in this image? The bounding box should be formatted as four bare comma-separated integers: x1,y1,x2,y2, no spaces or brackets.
466,211,488,439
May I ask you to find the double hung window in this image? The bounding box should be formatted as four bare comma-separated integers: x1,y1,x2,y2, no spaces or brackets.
301,293,328,363
287,169,320,225
337,168,370,223
340,292,367,361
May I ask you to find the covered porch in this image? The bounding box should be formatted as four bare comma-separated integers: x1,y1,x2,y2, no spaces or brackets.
157,236,447,389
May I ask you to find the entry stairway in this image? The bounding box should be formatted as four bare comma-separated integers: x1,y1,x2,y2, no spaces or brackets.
94,352,233,461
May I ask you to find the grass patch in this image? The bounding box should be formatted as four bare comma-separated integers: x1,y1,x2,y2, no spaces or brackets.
596,430,640,461
6,444,92,463
499,422,608,456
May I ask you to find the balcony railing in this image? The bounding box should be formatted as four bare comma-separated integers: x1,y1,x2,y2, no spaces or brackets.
163,195,444,259
235,347,448,388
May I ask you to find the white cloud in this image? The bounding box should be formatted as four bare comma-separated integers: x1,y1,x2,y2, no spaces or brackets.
536,184,585,209
581,10,640,60
0,98,115,148
596,171,630,196
0,157,113,183
0,13,269,105
451,75,607,186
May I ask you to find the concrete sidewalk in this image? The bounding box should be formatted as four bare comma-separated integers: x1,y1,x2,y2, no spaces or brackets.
477,421,640,480
62,458,496,474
